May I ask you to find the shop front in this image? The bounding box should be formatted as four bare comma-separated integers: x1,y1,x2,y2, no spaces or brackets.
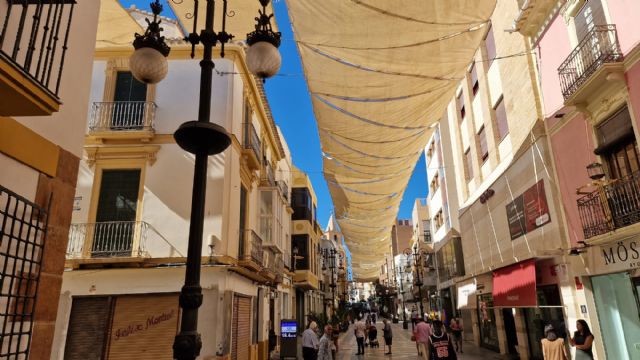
492,259,568,360
456,273,497,349
64,293,179,359
575,236,640,360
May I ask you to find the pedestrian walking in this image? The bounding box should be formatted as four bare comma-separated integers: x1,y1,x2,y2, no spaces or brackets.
382,318,393,355
429,320,457,360
354,316,367,355
568,320,594,360
302,321,319,360
411,305,419,328
317,324,334,360
541,325,568,360
414,317,432,359
449,317,463,353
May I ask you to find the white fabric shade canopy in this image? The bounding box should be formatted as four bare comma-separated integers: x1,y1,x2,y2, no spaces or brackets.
288,0,496,279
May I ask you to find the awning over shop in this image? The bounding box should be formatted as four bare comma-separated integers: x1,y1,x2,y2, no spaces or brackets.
492,259,537,307
288,0,497,279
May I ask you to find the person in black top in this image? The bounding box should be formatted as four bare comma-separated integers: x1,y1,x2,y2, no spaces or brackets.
569,319,594,360
382,319,393,355
429,320,457,360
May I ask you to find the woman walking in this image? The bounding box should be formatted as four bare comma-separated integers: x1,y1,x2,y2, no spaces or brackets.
382,319,393,355
541,325,568,360
568,320,594,359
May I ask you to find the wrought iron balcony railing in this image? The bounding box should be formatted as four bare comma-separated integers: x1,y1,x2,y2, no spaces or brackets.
67,221,182,259
0,0,76,98
262,162,275,186
558,25,623,100
577,172,640,239
89,101,157,132
243,122,262,163
241,229,264,266
277,180,289,201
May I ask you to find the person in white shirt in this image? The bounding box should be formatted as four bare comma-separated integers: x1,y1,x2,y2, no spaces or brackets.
318,325,334,360
354,317,367,355
302,321,319,360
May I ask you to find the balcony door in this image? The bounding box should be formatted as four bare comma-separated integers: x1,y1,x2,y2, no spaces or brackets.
93,169,141,257
112,71,147,130
596,107,640,179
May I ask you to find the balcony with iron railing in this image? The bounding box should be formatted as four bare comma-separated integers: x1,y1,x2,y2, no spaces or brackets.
558,25,624,103
577,172,640,240
0,0,76,116
239,229,264,271
261,162,276,187
88,101,157,140
242,122,262,170
277,180,289,202
66,221,183,264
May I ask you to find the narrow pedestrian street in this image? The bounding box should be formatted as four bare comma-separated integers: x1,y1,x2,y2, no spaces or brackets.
334,321,509,360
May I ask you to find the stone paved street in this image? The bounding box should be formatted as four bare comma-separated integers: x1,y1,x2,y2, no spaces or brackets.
333,321,510,360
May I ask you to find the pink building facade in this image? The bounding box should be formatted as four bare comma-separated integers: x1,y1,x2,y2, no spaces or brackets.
517,0,640,359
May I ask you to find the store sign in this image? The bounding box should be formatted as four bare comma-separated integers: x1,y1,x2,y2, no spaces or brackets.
457,281,477,309
506,180,551,240
108,295,179,359
586,238,640,274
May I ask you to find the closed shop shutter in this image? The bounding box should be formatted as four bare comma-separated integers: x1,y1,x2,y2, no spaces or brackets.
107,294,179,359
64,297,112,360
232,295,252,360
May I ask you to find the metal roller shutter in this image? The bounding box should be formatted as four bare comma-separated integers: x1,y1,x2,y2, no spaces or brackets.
232,295,252,360
64,297,112,360
106,294,179,359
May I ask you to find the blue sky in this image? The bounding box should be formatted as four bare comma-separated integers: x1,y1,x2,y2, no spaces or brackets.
120,0,428,227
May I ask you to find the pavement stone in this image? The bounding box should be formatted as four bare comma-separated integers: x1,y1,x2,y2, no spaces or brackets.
332,321,511,360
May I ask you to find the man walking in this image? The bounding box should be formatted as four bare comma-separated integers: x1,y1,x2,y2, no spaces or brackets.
354,316,367,355
414,317,432,359
318,325,334,360
302,321,319,360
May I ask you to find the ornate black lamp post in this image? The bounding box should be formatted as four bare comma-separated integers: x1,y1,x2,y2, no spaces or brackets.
129,1,280,359
403,247,429,321
397,262,409,329
320,248,339,319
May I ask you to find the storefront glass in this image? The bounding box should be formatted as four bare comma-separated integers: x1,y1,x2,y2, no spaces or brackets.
477,294,500,351
591,272,640,360
524,285,566,360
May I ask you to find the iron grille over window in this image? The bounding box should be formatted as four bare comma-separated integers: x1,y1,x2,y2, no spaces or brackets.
0,185,49,359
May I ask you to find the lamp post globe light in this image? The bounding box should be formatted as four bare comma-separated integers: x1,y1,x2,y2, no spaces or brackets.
130,1,281,359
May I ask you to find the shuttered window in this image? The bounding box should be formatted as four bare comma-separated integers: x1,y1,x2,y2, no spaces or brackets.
64,297,112,360
484,25,497,67
478,126,488,162
457,93,465,120
232,295,252,360
494,96,509,141
470,63,479,96
575,0,606,40
464,149,474,181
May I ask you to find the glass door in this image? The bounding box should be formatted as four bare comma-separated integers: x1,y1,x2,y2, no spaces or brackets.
591,273,640,360
93,169,141,257
477,294,499,351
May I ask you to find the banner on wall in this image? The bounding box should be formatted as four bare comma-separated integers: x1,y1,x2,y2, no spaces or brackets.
506,179,551,240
